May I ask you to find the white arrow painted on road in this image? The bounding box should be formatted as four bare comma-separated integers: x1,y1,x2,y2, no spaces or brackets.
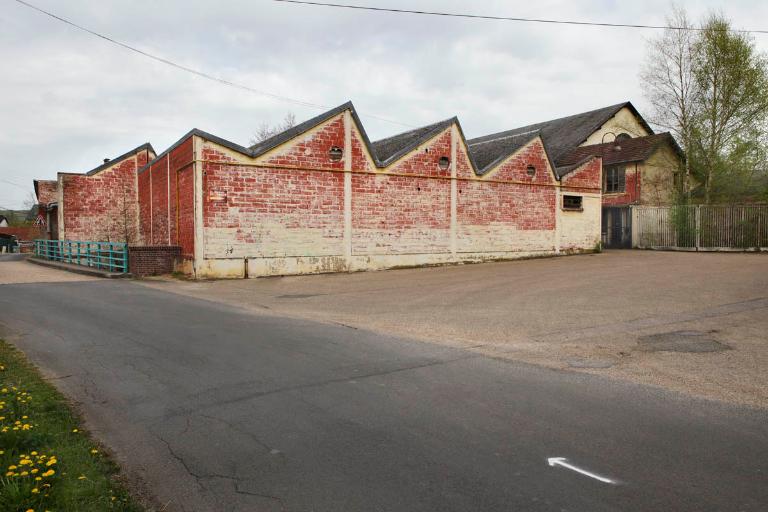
547,457,617,484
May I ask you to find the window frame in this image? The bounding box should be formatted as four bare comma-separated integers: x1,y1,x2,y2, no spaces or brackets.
604,165,626,194
562,195,583,211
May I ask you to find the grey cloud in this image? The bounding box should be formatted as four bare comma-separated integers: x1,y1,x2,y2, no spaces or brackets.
1,0,767,208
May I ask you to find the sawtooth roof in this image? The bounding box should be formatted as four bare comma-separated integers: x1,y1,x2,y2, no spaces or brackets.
142,101,660,180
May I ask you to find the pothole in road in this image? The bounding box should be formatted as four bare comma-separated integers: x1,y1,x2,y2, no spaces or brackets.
637,330,730,353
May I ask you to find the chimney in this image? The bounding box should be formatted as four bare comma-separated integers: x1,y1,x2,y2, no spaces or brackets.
103,158,111,163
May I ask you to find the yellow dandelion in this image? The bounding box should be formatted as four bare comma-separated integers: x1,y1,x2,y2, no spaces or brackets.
20,471,28,476
41,469,54,478
77,475,87,480
30,451,37,456
31,488,39,494
35,476,41,481
90,449,98,454
72,428,78,433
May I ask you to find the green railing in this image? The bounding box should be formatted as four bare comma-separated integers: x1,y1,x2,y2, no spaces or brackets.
34,240,129,273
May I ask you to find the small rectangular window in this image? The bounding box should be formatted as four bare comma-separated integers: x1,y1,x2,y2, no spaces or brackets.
563,195,583,211
604,165,626,194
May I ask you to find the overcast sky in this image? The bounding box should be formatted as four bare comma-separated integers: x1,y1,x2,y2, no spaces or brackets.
1,0,767,209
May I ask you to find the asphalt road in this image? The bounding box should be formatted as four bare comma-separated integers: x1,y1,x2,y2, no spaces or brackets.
0,279,766,511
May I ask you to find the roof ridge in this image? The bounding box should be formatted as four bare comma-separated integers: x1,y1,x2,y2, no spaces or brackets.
85,142,155,176
468,129,540,147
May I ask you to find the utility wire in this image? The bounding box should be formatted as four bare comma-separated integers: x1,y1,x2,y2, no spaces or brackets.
272,0,768,34
11,0,415,128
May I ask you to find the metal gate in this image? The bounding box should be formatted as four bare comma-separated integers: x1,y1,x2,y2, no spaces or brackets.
602,206,632,249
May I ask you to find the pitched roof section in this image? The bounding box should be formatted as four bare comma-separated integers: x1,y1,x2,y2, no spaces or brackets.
467,129,542,174
86,142,155,175
469,102,652,164
557,132,683,169
371,118,455,165
139,101,572,179
249,102,352,157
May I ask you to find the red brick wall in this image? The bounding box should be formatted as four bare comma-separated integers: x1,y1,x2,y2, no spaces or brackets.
35,180,58,204
457,139,556,230
602,163,639,206
202,144,345,258
177,166,195,258
0,226,45,241
150,155,170,245
457,181,556,230
387,130,453,178
138,168,152,243
263,116,346,170
137,138,195,255
352,173,451,254
482,139,556,185
561,157,602,192
61,157,139,243
128,245,181,276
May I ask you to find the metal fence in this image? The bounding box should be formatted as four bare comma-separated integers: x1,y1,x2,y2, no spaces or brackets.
34,240,129,273
633,204,768,251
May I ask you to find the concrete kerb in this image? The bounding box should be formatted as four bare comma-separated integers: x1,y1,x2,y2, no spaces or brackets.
28,257,132,279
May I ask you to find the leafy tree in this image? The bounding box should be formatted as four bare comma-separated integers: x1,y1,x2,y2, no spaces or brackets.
641,8,768,203
691,14,768,203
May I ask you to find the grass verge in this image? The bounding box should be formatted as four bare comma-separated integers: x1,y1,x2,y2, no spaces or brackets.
0,339,143,512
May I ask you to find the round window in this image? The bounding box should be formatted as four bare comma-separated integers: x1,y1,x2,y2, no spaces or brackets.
526,165,536,177
438,156,450,170
329,146,343,161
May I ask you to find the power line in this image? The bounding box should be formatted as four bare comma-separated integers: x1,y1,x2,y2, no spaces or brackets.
272,0,768,35
11,0,415,128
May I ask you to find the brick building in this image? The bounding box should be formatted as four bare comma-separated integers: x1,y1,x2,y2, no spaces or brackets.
133,102,602,278
34,144,156,243
488,102,684,248
33,100,686,278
